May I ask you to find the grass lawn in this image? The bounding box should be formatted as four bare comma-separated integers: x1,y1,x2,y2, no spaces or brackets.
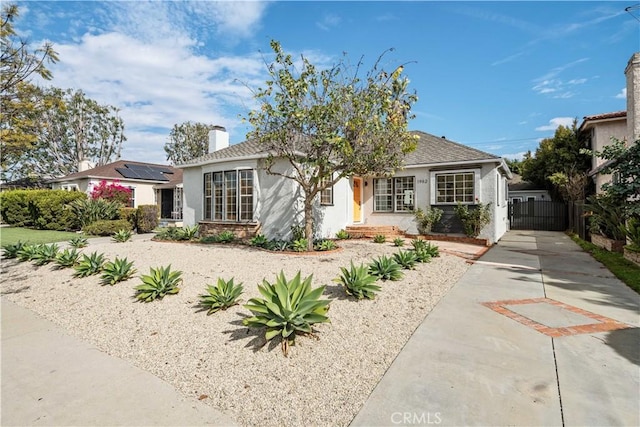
569,233,640,295
0,227,89,246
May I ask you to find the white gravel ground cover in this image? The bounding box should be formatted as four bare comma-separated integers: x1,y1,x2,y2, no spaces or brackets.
1,236,469,427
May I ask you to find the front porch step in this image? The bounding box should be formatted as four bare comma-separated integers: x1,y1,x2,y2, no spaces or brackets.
345,225,403,239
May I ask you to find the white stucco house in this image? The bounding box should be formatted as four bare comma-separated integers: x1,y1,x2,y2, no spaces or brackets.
179,128,512,244
49,160,184,223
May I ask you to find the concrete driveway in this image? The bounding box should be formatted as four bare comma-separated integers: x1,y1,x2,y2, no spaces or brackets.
351,230,639,426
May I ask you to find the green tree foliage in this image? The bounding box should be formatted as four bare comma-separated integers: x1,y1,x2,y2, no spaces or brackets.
585,138,640,216
505,157,524,175
1,3,59,175
246,40,418,250
521,121,591,200
13,88,126,179
164,121,218,164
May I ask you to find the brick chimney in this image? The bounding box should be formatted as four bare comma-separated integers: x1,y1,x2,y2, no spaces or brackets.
625,52,640,142
208,126,229,153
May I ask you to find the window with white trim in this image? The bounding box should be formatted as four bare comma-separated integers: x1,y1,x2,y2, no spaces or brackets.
373,176,415,212
320,176,333,206
127,187,135,208
203,170,254,221
430,169,479,204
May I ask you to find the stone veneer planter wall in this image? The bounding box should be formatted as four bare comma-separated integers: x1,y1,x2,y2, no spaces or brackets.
590,234,626,253
623,247,640,266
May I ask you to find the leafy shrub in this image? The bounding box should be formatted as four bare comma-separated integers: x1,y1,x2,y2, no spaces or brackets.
290,224,305,241
454,202,492,238
112,229,132,243
334,262,380,300
55,248,80,268
83,219,132,236
368,255,404,281
74,252,106,277
335,229,350,240
2,241,25,259
373,234,386,243
90,180,131,205
393,250,418,270
623,217,640,251
315,239,337,251
134,265,182,302
136,205,159,233
69,236,89,248
586,194,627,240
17,244,41,262
413,207,443,234
267,239,290,251
32,243,60,266
199,278,244,314
290,238,308,252
119,207,138,229
0,189,86,230
393,237,405,247
250,234,269,248
70,198,121,229
101,257,136,285
244,271,330,356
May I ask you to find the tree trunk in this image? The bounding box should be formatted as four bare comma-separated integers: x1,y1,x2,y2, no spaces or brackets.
304,199,314,251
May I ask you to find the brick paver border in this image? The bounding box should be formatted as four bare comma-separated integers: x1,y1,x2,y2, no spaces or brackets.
482,297,632,337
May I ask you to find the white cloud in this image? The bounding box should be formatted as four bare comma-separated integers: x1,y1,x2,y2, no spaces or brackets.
501,151,528,161
531,58,589,96
615,88,627,99
317,14,341,31
535,117,574,132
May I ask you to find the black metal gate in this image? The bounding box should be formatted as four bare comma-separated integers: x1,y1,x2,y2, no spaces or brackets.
509,200,568,231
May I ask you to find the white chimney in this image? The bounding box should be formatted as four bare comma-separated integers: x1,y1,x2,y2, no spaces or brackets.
78,159,94,172
208,126,229,153
625,52,640,142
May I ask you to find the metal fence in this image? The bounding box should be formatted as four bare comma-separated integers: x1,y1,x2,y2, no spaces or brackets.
568,201,589,240
509,200,568,231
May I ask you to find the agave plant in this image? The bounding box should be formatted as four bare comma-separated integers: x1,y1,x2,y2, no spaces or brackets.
74,252,106,278
17,244,41,262
55,248,81,268
112,229,132,243
69,236,89,248
199,278,244,314
368,255,404,281
101,257,137,285
32,243,60,266
315,239,337,251
411,239,427,251
180,224,200,240
393,249,418,270
413,248,433,263
250,234,269,248
373,234,386,243
334,262,381,300
2,241,25,259
243,271,330,356
134,265,182,302
335,229,350,240
290,238,308,252
393,237,405,247
267,239,290,251
422,242,440,258
216,230,236,243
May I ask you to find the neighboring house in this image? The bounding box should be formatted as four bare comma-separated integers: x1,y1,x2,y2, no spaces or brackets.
580,52,640,193
179,128,512,244
49,160,183,223
0,177,50,192
508,174,550,203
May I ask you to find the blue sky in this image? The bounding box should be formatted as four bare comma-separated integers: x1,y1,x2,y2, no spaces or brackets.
16,1,639,164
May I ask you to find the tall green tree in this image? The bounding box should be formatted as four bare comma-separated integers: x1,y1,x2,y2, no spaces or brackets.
164,121,217,164
521,120,591,200
16,88,126,179
1,3,59,175
246,40,418,250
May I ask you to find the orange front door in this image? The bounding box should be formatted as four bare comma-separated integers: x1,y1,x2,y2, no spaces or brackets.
353,177,362,222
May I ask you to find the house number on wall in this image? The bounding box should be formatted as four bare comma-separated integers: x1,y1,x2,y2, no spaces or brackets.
417,179,428,184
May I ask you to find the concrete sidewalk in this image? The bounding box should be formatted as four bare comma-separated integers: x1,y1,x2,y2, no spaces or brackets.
1,298,237,426
351,230,639,426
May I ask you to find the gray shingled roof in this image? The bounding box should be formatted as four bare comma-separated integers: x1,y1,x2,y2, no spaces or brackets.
404,131,500,165
180,130,501,167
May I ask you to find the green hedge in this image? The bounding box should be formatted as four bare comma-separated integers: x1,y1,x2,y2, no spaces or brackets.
0,190,87,230
137,205,159,233
83,219,132,236
119,207,138,229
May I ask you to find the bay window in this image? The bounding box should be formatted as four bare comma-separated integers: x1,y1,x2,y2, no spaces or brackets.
203,170,254,221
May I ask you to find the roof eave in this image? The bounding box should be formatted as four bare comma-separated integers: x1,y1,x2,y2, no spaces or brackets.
177,153,270,169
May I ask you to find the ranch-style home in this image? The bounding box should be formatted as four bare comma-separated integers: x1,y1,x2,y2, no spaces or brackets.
49,160,184,224
179,127,512,244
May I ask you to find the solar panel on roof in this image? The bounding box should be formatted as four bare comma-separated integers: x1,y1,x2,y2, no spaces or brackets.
124,163,173,174
116,168,142,179
116,165,171,181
